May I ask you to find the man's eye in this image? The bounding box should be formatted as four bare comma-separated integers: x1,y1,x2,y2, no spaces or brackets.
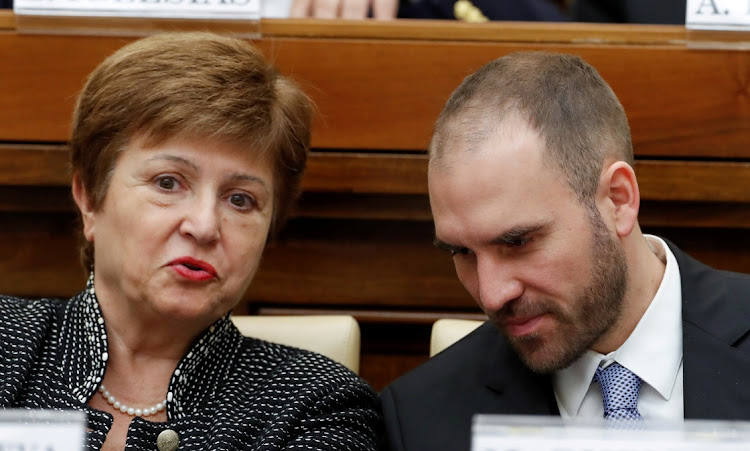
229,193,255,210
450,248,472,257
157,176,178,190
506,237,531,248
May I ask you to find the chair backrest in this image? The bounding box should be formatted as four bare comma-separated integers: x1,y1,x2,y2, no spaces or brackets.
429,318,485,357
231,315,361,374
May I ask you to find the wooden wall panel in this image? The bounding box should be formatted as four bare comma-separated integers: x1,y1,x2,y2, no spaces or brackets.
1,17,749,389
0,22,749,159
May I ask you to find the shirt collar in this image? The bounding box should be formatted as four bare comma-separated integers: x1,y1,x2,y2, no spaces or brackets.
61,273,242,419
553,235,683,417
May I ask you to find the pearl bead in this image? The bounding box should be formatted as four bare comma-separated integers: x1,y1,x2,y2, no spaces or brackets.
99,384,167,418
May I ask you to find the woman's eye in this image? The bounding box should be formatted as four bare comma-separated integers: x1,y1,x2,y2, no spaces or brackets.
157,176,179,190
229,193,255,210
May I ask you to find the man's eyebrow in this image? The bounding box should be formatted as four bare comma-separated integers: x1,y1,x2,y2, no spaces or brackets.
490,223,548,245
433,237,460,252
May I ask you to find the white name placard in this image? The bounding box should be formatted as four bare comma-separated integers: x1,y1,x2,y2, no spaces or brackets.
14,0,261,19
473,415,750,451
687,0,750,30
0,410,86,451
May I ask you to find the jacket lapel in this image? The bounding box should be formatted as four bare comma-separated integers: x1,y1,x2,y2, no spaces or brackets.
477,323,560,416
668,241,750,419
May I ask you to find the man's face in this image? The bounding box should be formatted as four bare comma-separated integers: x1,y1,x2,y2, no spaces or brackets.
429,118,627,373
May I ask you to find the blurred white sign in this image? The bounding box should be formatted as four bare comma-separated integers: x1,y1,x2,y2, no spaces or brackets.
686,0,750,30
0,410,86,451
473,415,750,451
14,0,261,19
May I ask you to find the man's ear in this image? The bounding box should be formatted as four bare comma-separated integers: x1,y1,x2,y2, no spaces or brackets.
71,173,96,242
597,161,640,238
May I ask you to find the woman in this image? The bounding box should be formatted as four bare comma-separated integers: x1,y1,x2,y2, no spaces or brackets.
0,33,380,450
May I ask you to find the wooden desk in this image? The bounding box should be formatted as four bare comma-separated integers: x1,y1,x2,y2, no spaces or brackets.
1,14,749,389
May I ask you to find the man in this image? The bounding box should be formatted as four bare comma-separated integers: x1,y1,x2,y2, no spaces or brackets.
381,52,750,450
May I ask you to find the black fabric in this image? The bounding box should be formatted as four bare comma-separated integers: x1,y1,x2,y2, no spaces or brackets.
398,0,567,21
0,276,381,450
0,0,11,9
382,241,750,451
572,0,686,24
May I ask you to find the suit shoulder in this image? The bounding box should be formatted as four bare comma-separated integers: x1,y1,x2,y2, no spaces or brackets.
235,336,379,406
0,296,64,404
386,321,499,393
0,295,63,337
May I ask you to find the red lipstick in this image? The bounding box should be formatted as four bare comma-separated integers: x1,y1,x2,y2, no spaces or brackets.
168,257,217,282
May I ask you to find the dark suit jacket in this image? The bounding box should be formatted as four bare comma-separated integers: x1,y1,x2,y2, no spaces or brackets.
381,241,750,450
572,0,686,25
398,0,567,22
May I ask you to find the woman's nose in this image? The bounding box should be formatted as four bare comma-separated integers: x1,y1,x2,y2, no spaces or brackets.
179,195,221,244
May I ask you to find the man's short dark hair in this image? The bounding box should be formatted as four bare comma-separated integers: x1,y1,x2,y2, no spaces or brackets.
430,51,634,204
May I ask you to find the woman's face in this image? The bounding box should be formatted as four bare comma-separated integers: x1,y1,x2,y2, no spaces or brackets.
75,136,274,328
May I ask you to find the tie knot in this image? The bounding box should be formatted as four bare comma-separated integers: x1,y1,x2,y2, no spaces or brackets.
594,362,643,421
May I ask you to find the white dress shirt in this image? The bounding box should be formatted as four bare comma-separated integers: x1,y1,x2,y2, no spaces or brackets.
553,235,684,421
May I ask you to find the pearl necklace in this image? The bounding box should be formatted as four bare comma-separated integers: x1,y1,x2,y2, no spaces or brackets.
98,384,167,417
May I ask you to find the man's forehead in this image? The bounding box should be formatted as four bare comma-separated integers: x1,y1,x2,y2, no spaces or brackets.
429,115,544,179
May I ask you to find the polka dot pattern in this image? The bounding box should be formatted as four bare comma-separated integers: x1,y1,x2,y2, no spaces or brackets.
593,362,643,422
0,275,382,449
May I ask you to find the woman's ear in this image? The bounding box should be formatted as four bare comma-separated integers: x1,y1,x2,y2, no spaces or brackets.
598,161,640,238
72,173,96,242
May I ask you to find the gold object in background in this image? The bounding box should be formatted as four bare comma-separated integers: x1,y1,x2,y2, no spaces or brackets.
454,0,489,23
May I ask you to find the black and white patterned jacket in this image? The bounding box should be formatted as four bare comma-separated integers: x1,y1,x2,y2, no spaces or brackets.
0,277,381,450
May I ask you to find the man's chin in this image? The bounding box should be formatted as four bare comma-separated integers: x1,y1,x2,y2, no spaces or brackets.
508,334,583,374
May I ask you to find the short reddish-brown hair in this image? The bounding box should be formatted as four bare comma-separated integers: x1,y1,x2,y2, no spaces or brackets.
71,32,312,269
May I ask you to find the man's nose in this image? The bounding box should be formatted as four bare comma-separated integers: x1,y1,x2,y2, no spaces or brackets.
476,253,523,313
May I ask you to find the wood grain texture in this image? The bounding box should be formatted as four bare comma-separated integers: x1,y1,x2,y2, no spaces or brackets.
0,144,70,186
1,25,749,158
255,307,487,324
3,214,749,301
0,11,14,29
4,144,749,203
0,11,686,43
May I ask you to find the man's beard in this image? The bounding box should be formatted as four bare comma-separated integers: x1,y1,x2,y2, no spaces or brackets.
490,209,628,374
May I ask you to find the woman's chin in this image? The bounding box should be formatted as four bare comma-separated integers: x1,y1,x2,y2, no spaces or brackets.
148,298,229,327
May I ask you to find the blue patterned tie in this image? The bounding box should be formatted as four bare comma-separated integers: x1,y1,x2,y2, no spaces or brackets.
594,362,643,421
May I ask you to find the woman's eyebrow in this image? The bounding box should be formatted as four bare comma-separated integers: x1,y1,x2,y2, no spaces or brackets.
145,154,199,172
224,173,272,195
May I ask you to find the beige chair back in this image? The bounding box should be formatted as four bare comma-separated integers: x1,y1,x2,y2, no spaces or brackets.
429,318,485,357
231,315,361,374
